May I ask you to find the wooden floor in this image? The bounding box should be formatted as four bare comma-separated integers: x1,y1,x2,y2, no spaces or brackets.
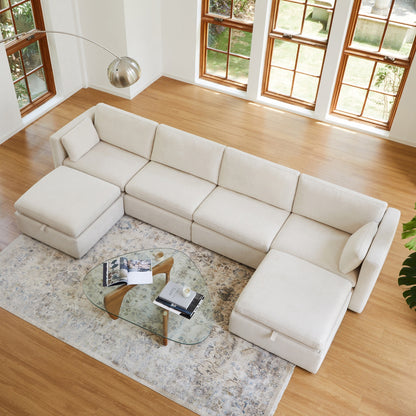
1,77,416,415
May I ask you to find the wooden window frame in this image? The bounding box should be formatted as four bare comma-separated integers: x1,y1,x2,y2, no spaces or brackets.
262,0,336,110
3,0,55,116
200,0,254,91
330,0,416,130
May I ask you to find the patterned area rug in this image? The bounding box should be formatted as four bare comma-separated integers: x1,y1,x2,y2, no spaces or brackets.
0,216,294,416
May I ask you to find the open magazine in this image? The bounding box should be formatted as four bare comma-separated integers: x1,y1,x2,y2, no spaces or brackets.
103,257,152,286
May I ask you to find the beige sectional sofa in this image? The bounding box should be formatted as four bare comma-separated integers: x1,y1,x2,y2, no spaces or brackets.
15,103,400,373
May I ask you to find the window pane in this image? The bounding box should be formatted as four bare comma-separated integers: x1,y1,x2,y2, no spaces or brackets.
337,85,367,115
343,56,374,88
271,39,298,69
297,45,324,76
363,91,394,122
22,41,42,73
206,49,227,77
230,29,252,57
371,63,404,94
13,0,35,34
11,0,25,5
228,56,249,83
0,0,8,11
276,0,304,33
381,23,415,58
233,0,256,23
268,67,294,95
0,10,15,39
208,24,229,52
292,73,319,102
14,78,30,108
8,51,24,81
303,6,331,40
352,17,386,51
391,0,416,25
209,0,231,17
27,67,47,100
360,0,392,18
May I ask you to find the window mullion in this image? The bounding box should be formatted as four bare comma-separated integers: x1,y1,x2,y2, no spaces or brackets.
376,0,396,54
290,44,301,97
358,61,377,117
226,27,232,80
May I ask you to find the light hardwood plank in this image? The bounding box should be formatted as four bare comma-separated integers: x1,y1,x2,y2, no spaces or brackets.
1,77,416,415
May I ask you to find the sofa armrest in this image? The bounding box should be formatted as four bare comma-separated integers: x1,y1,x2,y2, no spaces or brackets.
348,207,400,313
49,106,96,167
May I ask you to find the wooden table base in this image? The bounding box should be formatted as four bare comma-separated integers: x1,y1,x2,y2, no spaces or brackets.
104,256,174,345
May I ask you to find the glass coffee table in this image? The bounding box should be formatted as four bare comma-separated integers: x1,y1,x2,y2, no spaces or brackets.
82,248,213,345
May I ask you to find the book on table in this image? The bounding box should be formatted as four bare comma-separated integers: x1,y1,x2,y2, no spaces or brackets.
103,257,152,286
153,281,204,319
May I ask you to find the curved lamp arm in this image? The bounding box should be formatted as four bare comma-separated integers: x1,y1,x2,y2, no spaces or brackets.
0,29,141,88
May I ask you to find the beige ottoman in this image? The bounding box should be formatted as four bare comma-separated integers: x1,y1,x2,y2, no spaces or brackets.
229,249,353,373
14,166,124,258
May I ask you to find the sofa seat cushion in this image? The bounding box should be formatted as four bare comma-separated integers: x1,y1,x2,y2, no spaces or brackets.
193,187,290,252
125,161,216,220
64,141,148,191
234,249,353,351
272,214,358,286
14,166,121,238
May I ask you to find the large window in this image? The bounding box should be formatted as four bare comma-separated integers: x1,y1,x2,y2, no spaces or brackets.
331,0,416,129
0,0,55,116
262,0,336,109
200,0,256,90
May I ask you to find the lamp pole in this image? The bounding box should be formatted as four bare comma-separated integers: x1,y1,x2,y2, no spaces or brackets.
0,29,141,88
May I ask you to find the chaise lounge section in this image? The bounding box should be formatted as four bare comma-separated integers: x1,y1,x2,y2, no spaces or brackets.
14,103,400,373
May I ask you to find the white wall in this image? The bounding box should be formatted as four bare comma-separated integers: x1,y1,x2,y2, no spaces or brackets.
161,0,199,83
124,0,163,98
42,0,83,98
0,45,23,143
41,0,84,97
76,0,129,98
390,60,416,146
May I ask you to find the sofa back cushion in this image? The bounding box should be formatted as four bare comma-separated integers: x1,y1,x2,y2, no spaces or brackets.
151,124,225,183
219,147,300,211
293,174,387,233
94,103,158,159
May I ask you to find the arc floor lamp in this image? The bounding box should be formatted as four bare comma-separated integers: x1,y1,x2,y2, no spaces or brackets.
0,29,141,88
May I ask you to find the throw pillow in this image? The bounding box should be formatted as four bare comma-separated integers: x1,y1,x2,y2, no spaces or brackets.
339,222,378,274
62,117,100,162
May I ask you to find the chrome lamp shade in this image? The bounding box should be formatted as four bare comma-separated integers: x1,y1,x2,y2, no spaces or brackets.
107,57,141,88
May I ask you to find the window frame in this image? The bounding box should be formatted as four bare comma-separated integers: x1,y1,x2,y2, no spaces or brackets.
262,0,336,109
330,0,416,130
2,0,55,116
200,0,255,91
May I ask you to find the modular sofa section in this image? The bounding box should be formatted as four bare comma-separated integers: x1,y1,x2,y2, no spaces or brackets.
50,103,158,190
276,173,398,312
14,166,123,258
192,147,299,266
229,249,353,373
125,124,226,240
